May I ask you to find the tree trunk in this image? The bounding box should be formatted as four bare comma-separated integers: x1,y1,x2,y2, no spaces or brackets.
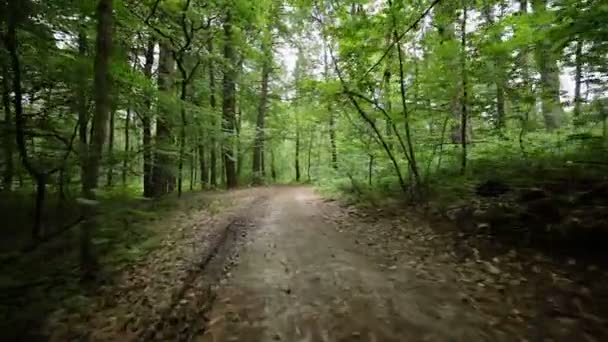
190,145,195,191
222,10,237,189
323,44,338,170
252,46,270,184
270,148,277,182
482,3,506,130
532,0,563,130
122,108,130,186
5,0,47,239
177,80,187,198
307,127,313,182
199,142,207,188
208,40,217,188
106,109,115,187
1,65,14,191
152,41,175,196
390,0,420,188
142,38,154,197
76,29,89,194
574,38,583,124
295,113,301,182
81,0,113,277
460,0,468,174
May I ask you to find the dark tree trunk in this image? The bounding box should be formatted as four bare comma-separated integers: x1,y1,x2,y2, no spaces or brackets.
270,148,277,182
152,41,175,196
208,40,217,188
142,38,154,197
252,47,270,184
5,0,48,239
122,108,130,186
81,0,113,277
106,109,115,187
1,65,14,191
222,10,237,189
177,80,187,198
295,114,301,182
76,29,89,193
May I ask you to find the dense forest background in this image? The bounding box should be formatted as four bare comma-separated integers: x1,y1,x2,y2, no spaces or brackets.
1,0,608,338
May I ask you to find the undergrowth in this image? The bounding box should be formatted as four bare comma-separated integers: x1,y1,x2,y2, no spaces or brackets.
0,188,214,339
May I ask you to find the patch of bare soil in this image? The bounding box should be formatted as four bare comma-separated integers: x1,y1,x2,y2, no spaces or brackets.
321,199,608,341
45,188,270,341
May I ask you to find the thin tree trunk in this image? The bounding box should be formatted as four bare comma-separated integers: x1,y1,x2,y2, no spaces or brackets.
190,146,195,191
142,38,154,197
208,40,217,188
1,65,14,191
76,29,89,194
106,109,115,187
295,113,301,182
270,148,277,182
5,1,48,239
199,142,207,188
81,0,113,277
390,0,420,188
323,44,338,170
368,154,374,186
177,81,187,198
253,48,270,184
222,10,238,188
460,0,468,175
574,38,583,124
307,127,313,182
325,33,407,192
122,108,130,186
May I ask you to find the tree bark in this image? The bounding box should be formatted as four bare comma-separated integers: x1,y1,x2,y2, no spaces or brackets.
252,44,270,184
81,0,113,276
532,0,563,130
295,112,301,182
574,38,583,124
389,0,420,188
1,65,14,191
322,44,338,170
5,0,49,239
199,142,207,188
208,41,217,188
152,41,175,196
142,38,154,197
222,10,237,189
177,80,187,197
106,109,115,187
460,0,468,174
122,108,130,186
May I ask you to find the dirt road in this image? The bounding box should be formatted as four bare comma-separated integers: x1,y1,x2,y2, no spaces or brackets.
198,187,494,342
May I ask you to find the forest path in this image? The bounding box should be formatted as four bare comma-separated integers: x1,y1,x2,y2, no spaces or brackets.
198,186,491,342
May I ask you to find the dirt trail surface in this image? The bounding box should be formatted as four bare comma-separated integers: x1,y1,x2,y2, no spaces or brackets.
43,186,608,341
199,187,495,342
